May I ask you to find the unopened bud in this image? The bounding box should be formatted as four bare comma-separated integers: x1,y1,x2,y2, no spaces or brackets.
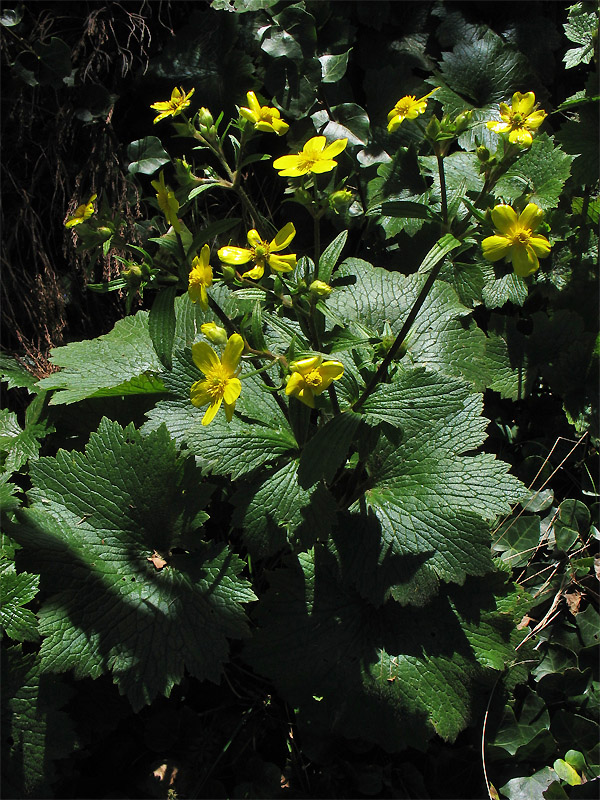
477,145,491,162
121,263,143,288
425,114,442,139
200,322,228,345
220,265,236,282
198,107,214,128
309,280,332,298
328,189,353,212
454,109,472,133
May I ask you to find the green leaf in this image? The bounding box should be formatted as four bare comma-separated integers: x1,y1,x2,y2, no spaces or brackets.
0,410,49,476
0,558,39,642
563,3,599,68
298,411,362,489
435,29,533,106
127,136,170,175
149,286,177,369
245,549,523,751
311,103,370,148
557,102,599,187
319,50,351,83
494,134,574,211
490,692,550,756
553,759,582,786
327,260,490,389
318,229,348,283
232,461,337,559
0,6,24,26
2,646,76,798
38,311,165,405
493,516,542,568
355,370,524,605
13,420,256,710
0,354,39,392
482,272,529,309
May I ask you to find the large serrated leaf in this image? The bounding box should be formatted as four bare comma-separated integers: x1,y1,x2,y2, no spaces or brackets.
327,260,490,389
298,411,362,488
0,558,39,642
350,369,525,605
38,312,165,405
2,646,76,798
232,461,337,559
149,286,177,369
12,419,256,710
244,548,521,751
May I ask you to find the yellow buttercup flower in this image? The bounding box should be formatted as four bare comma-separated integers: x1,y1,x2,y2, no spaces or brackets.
65,194,97,228
150,86,195,124
486,91,546,148
188,244,213,310
240,91,289,136
285,355,344,408
273,136,347,177
387,88,439,132
218,222,296,280
190,333,244,425
482,203,551,277
151,171,181,233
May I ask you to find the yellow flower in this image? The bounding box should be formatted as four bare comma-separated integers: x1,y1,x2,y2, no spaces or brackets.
387,88,439,132
188,244,213,310
65,194,97,228
240,91,289,136
273,136,347,177
486,91,546,148
218,222,296,280
285,355,344,408
482,203,551,277
151,171,181,233
150,86,195,124
190,333,244,425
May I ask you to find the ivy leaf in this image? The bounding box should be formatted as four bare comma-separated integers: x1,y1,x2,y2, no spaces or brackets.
311,103,370,148
12,420,256,710
1,646,76,798
245,549,522,751
494,134,574,211
319,50,351,83
232,461,337,559
327,259,490,390
0,558,39,642
490,692,551,756
354,369,524,605
127,136,170,175
37,311,165,405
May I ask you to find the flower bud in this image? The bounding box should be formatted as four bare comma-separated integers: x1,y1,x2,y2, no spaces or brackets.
198,107,214,128
425,114,442,139
328,189,353,213
121,263,143,288
220,264,236,282
309,280,332,298
477,145,491,162
453,109,473,134
200,322,228,345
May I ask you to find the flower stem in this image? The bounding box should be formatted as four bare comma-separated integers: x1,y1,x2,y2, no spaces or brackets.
353,257,446,411
437,155,448,230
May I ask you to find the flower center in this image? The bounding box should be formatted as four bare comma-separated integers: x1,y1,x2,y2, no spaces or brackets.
206,365,229,399
258,109,275,124
396,96,416,115
304,369,323,388
297,154,318,171
511,228,531,246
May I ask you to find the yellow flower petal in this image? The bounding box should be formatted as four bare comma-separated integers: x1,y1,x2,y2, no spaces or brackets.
322,138,348,159
191,342,220,376
247,229,262,248
512,91,535,116
529,235,551,258
202,398,223,426
270,222,296,251
291,356,322,374
512,244,539,277
223,377,242,406
508,128,533,147
268,254,296,273
482,235,511,262
518,203,544,232
242,264,265,280
218,246,253,265
190,380,211,408
491,205,518,234
222,333,244,373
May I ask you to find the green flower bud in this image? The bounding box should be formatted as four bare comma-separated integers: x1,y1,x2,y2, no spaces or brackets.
328,189,353,212
477,145,491,162
220,264,236,282
121,263,143,288
453,109,473,133
309,280,332,298
198,107,214,128
425,114,442,139
200,322,228,345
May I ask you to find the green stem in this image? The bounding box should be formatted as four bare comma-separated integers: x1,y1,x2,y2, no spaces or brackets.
312,182,321,272
353,257,446,411
437,154,448,230
207,295,238,337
